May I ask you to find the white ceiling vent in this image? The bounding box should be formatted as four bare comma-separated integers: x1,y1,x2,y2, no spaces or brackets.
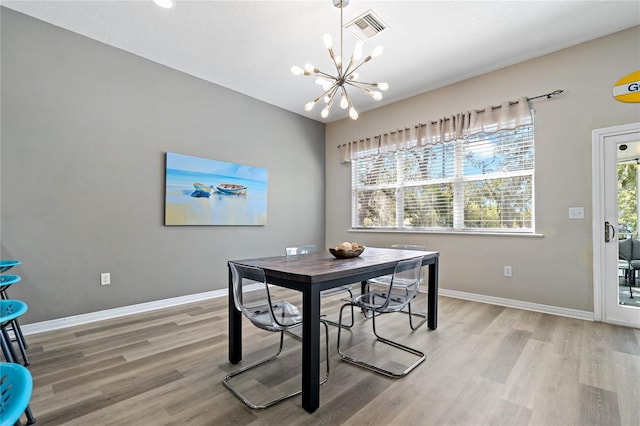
344,10,387,41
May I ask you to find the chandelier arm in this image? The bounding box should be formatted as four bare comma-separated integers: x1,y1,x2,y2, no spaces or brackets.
342,85,355,106
326,85,340,102
344,81,372,92
327,49,343,76
313,70,338,79
311,83,340,103
344,81,382,101
346,80,381,88
344,57,375,78
342,58,357,78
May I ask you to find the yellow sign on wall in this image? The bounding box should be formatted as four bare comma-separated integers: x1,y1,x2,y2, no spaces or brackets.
613,70,640,103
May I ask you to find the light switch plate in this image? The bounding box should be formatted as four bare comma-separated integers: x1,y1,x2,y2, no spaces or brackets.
569,207,585,219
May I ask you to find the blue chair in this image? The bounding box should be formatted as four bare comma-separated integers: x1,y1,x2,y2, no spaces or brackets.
0,299,29,366
0,362,35,426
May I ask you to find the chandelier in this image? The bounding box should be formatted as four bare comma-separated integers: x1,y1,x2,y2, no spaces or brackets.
291,0,388,120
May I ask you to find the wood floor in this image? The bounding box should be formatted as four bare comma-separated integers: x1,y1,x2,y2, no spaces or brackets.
17,293,640,425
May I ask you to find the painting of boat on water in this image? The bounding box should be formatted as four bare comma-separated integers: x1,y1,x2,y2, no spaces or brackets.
165,152,267,225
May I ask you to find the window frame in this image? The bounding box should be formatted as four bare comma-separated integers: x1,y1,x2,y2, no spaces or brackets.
350,124,535,234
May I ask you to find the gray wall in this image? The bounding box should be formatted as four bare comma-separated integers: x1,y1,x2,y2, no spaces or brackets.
326,26,640,313
0,8,326,323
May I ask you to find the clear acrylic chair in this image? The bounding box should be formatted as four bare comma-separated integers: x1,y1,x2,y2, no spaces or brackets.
285,245,354,329
0,362,36,426
364,244,427,329
337,257,426,378
223,262,330,410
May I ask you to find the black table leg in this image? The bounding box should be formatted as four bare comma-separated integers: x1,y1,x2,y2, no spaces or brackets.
427,258,439,330
228,264,242,364
301,287,321,413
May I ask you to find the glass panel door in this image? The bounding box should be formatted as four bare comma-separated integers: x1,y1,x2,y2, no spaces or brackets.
603,128,640,328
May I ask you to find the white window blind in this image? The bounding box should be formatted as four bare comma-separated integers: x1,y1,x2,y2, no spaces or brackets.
351,124,534,232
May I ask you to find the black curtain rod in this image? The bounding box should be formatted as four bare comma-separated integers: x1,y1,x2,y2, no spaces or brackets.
527,89,564,101
337,89,564,147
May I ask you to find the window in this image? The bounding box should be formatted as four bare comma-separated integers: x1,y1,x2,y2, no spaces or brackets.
351,125,534,233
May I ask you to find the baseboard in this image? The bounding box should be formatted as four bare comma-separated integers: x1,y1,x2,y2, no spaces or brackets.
21,289,227,336
22,286,594,336
439,289,594,321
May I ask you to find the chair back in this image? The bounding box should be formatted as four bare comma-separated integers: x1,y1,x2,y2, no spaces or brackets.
285,245,317,255
366,257,423,312
619,238,633,260
0,362,33,426
389,257,424,299
229,262,301,331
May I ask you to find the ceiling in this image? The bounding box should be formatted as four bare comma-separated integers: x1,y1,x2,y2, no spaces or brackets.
2,1,639,123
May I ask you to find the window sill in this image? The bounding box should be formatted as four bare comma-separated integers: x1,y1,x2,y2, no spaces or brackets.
348,228,544,238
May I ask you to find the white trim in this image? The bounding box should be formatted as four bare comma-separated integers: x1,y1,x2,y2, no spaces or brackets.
349,229,544,237
592,127,606,322
591,122,640,326
22,289,228,335
439,289,594,321
22,286,594,336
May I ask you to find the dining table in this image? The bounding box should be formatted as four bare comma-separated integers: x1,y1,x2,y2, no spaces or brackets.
227,246,439,413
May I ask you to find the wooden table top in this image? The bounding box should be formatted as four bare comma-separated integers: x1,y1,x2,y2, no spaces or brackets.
229,247,438,285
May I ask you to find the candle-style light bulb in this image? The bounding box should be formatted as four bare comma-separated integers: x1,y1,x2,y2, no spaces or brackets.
323,34,333,49
370,46,384,57
353,41,363,61
340,91,348,109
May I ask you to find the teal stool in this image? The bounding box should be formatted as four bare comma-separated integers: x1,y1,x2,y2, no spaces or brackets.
0,273,29,363
0,260,21,274
0,299,29,366
0,362,36,426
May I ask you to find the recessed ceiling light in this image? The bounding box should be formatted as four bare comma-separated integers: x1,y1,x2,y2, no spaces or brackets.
153,0,175,9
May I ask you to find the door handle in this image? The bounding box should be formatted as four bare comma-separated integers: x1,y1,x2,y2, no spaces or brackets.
605,221,616,243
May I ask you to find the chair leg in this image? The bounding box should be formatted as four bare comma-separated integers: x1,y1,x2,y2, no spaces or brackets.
9,319,29,366
25,404,36,425
323,287,354,329
1,327,18,363
406,301,426,330
336,303,426,379
223,321,330,410
11,317,29,349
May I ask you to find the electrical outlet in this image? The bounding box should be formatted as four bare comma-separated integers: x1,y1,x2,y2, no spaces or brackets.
504,266,512,277
100,272,111,286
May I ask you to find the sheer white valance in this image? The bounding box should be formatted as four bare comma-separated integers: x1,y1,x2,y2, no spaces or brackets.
339,96,532,163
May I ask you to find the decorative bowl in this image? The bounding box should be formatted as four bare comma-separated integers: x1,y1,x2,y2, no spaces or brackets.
329,246,365,259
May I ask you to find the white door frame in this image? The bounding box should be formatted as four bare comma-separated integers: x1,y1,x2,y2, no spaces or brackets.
592,122,640,326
